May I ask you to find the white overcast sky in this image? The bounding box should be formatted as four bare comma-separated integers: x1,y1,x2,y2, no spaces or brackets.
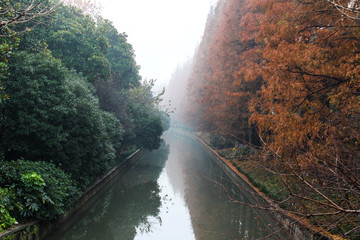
98,0,218,89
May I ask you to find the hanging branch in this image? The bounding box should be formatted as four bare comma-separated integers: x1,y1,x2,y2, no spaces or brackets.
0,0,58,36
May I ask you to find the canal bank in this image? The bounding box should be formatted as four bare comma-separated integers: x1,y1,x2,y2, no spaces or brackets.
172,129,333,240
40,132,290,240
0,150,143,240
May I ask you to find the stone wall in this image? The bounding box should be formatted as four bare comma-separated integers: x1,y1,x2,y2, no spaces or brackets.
192,133,332,240
169,129,332,240
0,150,143,240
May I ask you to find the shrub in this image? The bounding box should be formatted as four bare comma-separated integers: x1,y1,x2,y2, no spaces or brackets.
0,202,17,233
0,159,80,222
209,134,234,149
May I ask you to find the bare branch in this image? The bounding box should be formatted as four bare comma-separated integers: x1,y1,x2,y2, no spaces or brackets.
0,0,58,36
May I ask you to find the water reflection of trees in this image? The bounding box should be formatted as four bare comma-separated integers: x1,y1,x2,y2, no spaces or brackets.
165,133,281,240
53,140,170,240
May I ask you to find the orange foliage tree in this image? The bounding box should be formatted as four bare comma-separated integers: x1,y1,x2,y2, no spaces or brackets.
187,0,360,236
186,0,261,145
205,0,252,142
185,0,226,131
243,0,360,236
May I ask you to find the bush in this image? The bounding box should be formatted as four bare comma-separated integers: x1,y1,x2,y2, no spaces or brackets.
209,134,234,149
0,202,16,233
0,159,80,223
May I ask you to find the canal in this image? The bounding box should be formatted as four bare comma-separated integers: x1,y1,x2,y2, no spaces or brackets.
47,130,287,240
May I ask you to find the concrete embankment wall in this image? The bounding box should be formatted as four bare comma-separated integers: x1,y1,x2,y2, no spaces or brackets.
0,150,143,240
173,129,332,240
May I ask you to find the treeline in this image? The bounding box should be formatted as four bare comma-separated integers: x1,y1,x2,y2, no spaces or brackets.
182,0,359,237
162,59,193,126
0,0,169,230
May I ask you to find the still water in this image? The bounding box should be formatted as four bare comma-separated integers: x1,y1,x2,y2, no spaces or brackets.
48,131,287,240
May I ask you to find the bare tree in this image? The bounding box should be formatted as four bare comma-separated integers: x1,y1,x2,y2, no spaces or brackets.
61,0,101,18
0,0,58,36
256,133,360,239
325,0,360,20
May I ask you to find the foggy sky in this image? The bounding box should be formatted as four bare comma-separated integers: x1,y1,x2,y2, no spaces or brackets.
98,0,218,90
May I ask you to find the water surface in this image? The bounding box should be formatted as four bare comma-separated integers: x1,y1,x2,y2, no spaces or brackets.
48,131,286,240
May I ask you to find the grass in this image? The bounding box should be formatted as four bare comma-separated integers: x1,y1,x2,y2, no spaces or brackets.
229,158,289,202
193,132,360,239
194,131,290,202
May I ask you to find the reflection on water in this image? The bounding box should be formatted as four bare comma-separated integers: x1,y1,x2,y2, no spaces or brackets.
48,131,287,240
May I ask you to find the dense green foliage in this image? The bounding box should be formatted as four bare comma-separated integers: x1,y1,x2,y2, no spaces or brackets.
0,159,80,222
1,51,123,184
99,18,141,90
0,0,169,231
0,0,55,103
125,80,169,150
34,5,111,82
0,202,16,232
0,33,19,103
21,3,166,151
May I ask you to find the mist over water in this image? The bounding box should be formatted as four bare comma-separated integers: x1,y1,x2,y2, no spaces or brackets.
162,59,193,126
48,131,287,240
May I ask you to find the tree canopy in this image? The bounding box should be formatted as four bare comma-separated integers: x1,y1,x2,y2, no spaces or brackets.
0,0,169,230
185,0,360,237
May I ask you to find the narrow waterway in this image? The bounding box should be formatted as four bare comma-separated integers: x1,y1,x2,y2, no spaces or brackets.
48,130,287,240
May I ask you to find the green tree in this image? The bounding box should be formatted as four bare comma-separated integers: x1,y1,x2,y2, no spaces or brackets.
0,0,57,102
21,5,144,150
97,18,141,90
125,80,169,150
0,50,123,184
1,1,168,184
61,71,123,183
93,18,141,130
0,51,70,161
0,35,18,103
32,4,110,82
